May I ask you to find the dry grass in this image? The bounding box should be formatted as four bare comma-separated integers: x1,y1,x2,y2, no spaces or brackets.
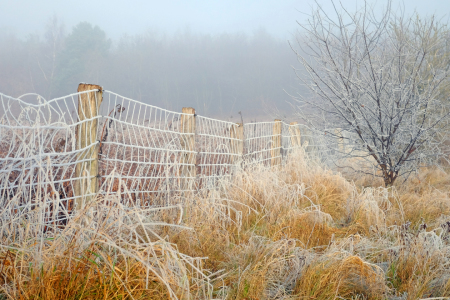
0,178,216,299
2,149,450,299
294,253,386,299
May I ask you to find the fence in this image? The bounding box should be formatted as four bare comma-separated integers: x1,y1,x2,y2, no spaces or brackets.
0,83,344,226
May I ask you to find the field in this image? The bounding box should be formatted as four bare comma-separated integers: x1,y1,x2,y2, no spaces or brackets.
1,149,450,300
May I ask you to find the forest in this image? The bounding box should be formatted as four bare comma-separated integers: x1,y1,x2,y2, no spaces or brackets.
0,17,299,119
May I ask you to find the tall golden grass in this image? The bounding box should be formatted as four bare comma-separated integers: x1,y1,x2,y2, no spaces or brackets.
2,149,450,299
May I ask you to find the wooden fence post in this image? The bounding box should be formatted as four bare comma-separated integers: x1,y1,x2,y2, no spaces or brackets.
180,107,196,191
230,123,244,165
289,122,301,149
271,119,282,167
74,83,103,210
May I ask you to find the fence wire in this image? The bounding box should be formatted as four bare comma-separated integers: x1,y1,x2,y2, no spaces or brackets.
196,116,239,188
0,91,100,228
1,89,342,227
99,91,193,207
244,121,279,166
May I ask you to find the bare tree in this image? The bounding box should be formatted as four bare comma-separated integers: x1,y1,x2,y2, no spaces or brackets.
291,0,450,186
42,15,65,98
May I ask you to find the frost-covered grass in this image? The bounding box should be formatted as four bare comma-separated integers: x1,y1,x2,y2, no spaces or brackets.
2,149,450,299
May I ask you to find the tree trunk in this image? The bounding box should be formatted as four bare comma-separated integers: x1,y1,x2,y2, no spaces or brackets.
383,171,397,187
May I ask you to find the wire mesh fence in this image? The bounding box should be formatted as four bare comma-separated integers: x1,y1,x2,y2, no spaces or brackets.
0,91,96,228
196,115,238,188
244,121,279,167
98,91,192,207
0,87,345,227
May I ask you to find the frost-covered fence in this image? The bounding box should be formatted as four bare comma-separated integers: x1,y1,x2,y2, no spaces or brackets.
0,88,92,227
0,83,340,225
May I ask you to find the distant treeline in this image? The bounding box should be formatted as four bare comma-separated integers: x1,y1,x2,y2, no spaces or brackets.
0,17,301,119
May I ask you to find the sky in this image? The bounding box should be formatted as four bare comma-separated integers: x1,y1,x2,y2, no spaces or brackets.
1,0,449,40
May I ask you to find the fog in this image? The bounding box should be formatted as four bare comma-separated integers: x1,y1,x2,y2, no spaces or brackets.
0,23,298,119
1,0,448,120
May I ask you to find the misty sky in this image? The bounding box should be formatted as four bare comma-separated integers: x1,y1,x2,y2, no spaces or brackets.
1,0,449,39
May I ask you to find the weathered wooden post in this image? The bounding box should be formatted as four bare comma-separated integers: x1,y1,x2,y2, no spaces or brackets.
289,121,302,149
74,83,103,210
180,107,196,192
271,119,282,167
230,123,244,165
